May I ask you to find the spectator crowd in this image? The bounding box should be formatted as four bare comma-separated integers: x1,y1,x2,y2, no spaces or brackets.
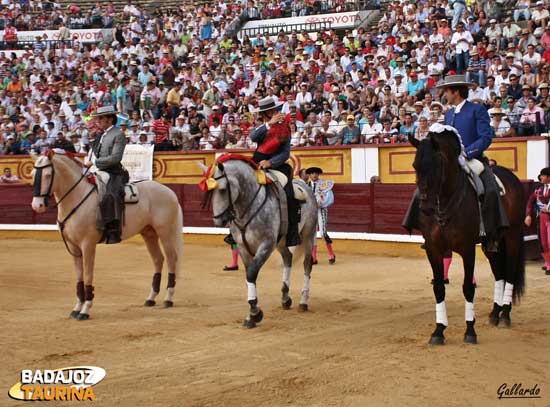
1,0,550,156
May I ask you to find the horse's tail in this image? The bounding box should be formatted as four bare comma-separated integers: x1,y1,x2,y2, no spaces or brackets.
493,165,525,303
174,202,184,278
513,229,526,304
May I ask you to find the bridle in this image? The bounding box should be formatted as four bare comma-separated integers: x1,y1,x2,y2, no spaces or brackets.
33,156,97,257
420,147,468,227
208,165,269,255
33,162,55,208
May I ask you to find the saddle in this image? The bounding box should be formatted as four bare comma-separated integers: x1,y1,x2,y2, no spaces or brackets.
463,159,506,197
264,169,310,202
94,171,140,204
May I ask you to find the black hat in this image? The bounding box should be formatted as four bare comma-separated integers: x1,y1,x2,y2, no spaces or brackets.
306,167,323,175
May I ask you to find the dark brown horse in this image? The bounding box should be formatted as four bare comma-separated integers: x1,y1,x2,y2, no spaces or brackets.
409,129,525,345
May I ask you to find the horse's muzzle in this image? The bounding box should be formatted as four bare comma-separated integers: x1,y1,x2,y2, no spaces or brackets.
31,197,48,213
213,210,234,227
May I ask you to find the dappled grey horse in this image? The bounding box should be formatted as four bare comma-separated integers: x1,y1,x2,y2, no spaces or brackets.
200,158,318,328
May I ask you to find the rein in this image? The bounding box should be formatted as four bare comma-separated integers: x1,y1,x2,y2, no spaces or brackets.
211,169,270,256
432,155,469,227
33,158,98,257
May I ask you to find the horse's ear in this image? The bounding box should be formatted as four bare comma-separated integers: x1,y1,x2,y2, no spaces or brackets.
217,162,224,172
197,161,209,174
429,134,440,151
408,134,420,149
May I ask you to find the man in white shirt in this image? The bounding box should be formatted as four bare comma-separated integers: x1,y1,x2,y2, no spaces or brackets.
522,44,542,66
428,54,444,76
295,83,312,107
361,113,383,143
485,19,502,43
481,76,499,101
450,22,474,75
531,1,549,29
495,65,511,89
468,81,485,102
389,72,407,95
502,17,521,48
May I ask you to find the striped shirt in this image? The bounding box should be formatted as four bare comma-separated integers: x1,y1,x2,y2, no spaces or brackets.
468,56,486,71
152,118,170,143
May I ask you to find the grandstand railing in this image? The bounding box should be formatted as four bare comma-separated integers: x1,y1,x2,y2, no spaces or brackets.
241,21,333,38
253,0,380,20
0,39,75,51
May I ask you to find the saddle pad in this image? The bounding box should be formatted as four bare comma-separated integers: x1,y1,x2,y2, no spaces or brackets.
266,169,287,187
124,184,139,204
466,159,506,196
266,170,309,202
93,170,139,204
292,181,309,202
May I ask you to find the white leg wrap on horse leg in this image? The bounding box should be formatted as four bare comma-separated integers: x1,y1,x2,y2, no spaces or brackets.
146,289,159,302
301,275,311,304
246,282,257,301
502,282,514,305
494,279,505,306
303,274,311,292
283,266,291,287
80,300,93,315
165,288,175,302
72,300,83,312
465,301,475,322
436,301,448,326
288,246,297,255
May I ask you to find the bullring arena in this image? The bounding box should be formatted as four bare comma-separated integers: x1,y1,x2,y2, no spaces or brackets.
1,235,549,406
1,142,549,406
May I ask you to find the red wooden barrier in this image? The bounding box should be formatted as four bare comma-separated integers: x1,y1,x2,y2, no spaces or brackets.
0,182,537,238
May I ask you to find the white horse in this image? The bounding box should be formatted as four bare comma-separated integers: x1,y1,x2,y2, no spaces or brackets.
31,150,183,320
200,157,318,328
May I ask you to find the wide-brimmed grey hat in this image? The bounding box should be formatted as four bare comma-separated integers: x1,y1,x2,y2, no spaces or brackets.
250,96,283,113
92,105,118,117
436,74,471,89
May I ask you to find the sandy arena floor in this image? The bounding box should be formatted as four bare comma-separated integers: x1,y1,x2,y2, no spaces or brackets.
1,238,549,407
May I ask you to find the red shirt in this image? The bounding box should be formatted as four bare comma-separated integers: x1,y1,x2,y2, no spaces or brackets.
258,122,290,155
152,118,170,143
4,27,16,42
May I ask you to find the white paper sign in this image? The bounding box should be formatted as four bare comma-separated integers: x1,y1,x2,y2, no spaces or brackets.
121,144,154,181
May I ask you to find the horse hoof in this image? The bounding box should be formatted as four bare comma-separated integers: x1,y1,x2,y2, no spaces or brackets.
75,313,89,321
489,315,500,326
250,309,263,323
499,317,511,328
282,297,292,310
243,317,257,329
464,335,478,344
298,303,308,312
144,300,156,307
429,335,445,345
163,301,174,308
69,310,80,319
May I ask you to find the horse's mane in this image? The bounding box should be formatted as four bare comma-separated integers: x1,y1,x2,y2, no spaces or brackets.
48,149,85,169
427,125,464,159
416,138,438,176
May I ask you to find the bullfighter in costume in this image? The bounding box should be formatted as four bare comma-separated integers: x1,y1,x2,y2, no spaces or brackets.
307,166,336,264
